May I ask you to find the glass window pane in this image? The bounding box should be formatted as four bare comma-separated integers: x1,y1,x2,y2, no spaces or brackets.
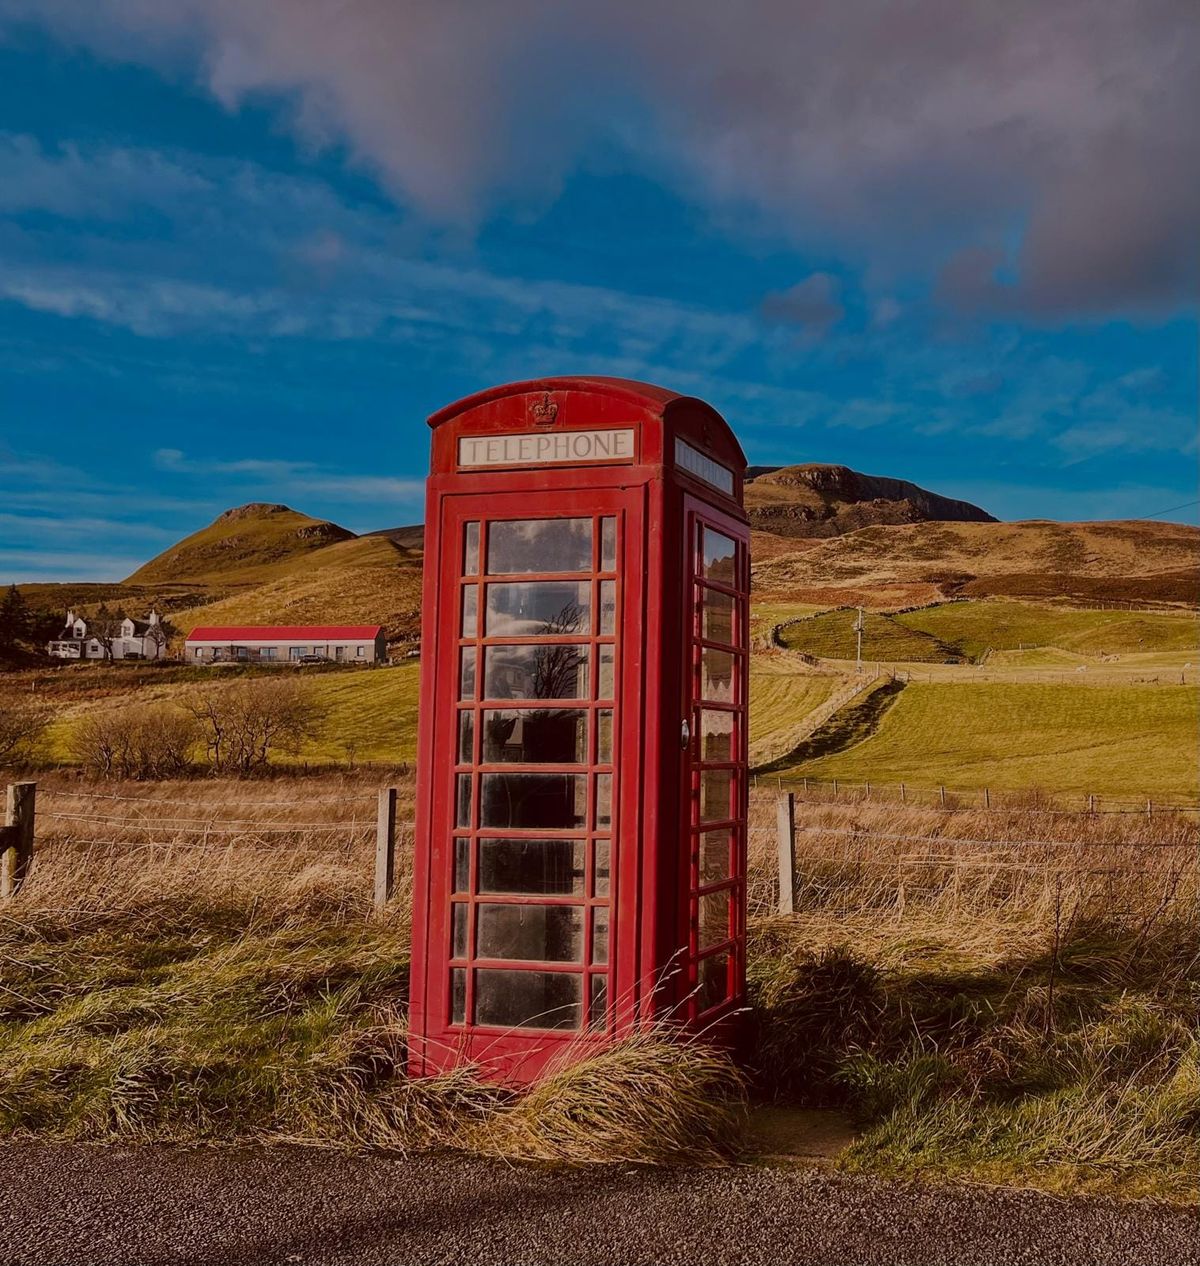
451,968,467,1023
589,975,608,1029
600,517,616,571
463,522,480,575
698,952,731,1012
451,903,469,959
699,891,731,949
700,768,733,822
458,711,474,763
460,647,477,699
700,647,735,703
476,904,583,963
595,773,612,830
456,774,473,828
597,709,613,763
598,646,614,698
599,580,616,635
484,644,589,701
480,772,587,830
702,589,735,645
482,709,587,763
461,585,478,637
474,969,582,1030
487,519,592,574
699,830,732,885
454,838,470,892
702,528,737,585
700,710,733,762
594,839,611,897
591,907,609,965
479,838,585,896
486,581,590,638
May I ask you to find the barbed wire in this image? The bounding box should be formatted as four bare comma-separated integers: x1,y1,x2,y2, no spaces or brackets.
39,811,375,831
39,789,378,807
747,824,1199,851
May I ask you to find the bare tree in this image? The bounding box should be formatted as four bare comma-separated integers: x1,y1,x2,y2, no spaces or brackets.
0,699,47,768
91,604,124,662
146,617,173,661
72,705,199,779
188,678,324,774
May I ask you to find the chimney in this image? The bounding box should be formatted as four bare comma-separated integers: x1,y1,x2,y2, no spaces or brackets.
65,609,74,626
148,609,159,626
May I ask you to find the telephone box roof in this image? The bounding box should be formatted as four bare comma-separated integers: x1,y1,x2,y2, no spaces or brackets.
426,375,747,467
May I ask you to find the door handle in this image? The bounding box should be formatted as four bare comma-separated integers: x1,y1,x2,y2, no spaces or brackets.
680,719,691,750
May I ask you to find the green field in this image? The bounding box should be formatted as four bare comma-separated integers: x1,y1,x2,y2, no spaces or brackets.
779,600,1199,666
747,667,842,765
785,681,1200,800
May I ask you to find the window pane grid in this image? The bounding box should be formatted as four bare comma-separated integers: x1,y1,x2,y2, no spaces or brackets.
449,512,618,1032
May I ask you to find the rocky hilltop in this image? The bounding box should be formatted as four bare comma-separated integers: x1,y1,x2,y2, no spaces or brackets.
744,464,996,541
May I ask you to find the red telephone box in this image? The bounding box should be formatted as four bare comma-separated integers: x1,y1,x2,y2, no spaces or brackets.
407,376,749,1083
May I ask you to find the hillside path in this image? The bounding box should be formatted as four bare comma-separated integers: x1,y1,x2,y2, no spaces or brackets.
0,1143,1194,1266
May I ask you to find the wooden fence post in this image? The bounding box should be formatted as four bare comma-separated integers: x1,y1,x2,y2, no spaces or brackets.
899,782,906,804
1,781,36,899
374,787,397,910
939,785,947,809
776,792,796,916
983,787,990,810
1088,794,1095,814
1146,799,1153,821
832,779,839,799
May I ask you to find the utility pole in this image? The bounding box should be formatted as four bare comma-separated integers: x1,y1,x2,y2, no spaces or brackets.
853,606,865,674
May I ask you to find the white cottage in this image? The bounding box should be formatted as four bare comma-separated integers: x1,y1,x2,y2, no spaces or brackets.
47,609,166,661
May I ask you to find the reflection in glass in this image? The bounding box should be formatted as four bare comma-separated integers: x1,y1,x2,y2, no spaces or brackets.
463,522,480,575
599,580,616,635
478,838,584,895
476,904,583,962
487,519,591,575
589,975,608,1029
474,969,582,1029
482,709,587,763
591,907,609,965
456,774,473,828
460,647,477,699
451,968,467,1023
702,527,737,585
451,903,469,958
598,646,615,698
699,830,731,884
594,839,611,896
454,837,469,892
702,588,734,644
457,711,474,763
484,644,589,701
461,585,478,637
700,647,735,703
485,581,590,637
700,710,733,761
597,709,613,763
480,772,587,830
700,768,733,822
697,952,730,1012
698,890,731,949
595,773,612,829
600,517,616,571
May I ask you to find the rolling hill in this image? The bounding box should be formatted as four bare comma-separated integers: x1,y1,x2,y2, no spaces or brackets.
125,503,355,587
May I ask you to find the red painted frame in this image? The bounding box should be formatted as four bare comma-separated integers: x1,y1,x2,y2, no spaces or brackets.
408,377,749,1083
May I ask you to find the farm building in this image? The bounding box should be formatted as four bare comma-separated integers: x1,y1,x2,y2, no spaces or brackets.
47,609,165,661
185,624,386,664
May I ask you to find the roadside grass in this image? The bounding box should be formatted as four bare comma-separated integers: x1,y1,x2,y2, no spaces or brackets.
898,600,1199,662
786,681,1200,800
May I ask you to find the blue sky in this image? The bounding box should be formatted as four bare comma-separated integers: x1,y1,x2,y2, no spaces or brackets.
0,3,1196,582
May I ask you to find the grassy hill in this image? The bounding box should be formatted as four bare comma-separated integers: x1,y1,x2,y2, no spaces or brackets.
780,599,1200,665
781,680,1200,800
125,503,355,588
754,518,1200,605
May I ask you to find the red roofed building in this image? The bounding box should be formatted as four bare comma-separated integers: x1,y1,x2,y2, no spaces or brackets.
185,624,386,665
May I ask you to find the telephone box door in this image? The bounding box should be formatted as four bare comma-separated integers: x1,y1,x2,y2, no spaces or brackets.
422,487,644,1071
680,496,750,1023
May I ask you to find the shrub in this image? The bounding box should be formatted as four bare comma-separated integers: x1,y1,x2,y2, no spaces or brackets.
188,678,324,774
71,705,199,779
0,699,47,767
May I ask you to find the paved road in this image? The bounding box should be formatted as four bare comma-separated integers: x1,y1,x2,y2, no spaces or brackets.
0,1144,1193,1266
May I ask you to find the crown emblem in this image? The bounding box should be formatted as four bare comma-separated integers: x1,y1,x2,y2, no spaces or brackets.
530,392,559,426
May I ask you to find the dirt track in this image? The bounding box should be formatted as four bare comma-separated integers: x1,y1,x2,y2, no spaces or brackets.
0,1143,1194,1266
